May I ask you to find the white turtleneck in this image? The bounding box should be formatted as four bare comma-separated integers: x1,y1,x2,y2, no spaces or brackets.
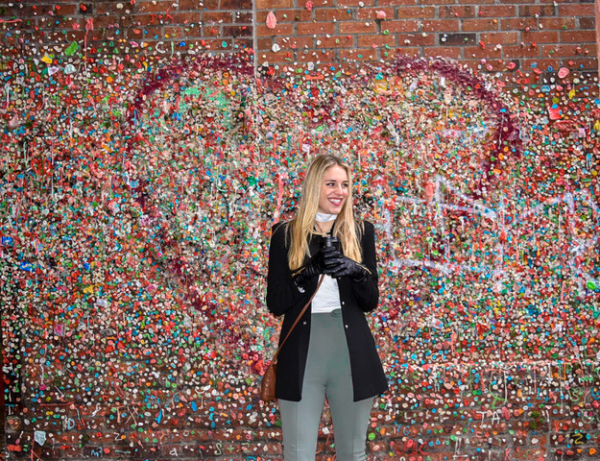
315,211,337,222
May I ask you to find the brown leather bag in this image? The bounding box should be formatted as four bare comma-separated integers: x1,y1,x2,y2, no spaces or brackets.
260,276,324,402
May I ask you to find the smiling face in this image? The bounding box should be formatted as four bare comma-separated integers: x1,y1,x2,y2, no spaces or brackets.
317,165,349,215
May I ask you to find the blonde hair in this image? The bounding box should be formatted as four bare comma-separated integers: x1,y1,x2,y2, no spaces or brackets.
287,155,363,270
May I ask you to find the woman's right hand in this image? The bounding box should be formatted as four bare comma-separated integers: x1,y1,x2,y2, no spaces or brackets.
291,247,336,287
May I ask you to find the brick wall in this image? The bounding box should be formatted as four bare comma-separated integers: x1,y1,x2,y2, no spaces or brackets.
1,1,600,461
0,0,254,56
1,0,596,72
257,0,598,72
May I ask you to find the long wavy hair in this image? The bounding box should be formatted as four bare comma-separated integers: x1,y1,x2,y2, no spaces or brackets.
287,155,363,270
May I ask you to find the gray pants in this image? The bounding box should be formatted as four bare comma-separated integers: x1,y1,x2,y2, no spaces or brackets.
279,309,374,461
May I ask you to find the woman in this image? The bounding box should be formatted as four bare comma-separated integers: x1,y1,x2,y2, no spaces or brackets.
266,154,388,461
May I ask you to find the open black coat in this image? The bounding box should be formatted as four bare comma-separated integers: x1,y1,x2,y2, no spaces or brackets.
266,220,388,402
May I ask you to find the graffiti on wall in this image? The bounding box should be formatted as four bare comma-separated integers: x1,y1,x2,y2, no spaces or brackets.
1,46,599,459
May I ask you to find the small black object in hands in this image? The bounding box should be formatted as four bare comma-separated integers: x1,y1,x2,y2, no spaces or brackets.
322,235,340,251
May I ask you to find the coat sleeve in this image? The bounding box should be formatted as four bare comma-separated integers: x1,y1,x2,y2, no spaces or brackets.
351,220,379,312
266,222,317,317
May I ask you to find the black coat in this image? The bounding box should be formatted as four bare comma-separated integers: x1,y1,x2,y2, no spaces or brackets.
266,220,389,402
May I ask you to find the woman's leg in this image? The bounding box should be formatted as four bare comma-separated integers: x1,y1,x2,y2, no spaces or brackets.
325,309,374,461
279,313,331,461
279,390,325,461
327,392,374,461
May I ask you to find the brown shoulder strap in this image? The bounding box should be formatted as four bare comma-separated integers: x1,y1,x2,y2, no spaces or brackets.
272,275,324,361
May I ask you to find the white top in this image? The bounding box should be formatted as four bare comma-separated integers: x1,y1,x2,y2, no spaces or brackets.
311,212,341,313
311,275,342,313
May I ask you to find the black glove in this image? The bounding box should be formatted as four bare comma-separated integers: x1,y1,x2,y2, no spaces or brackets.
291,248,330,287
322,249,369,282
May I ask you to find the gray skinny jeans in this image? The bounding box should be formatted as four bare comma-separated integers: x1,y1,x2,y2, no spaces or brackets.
279,309,374,461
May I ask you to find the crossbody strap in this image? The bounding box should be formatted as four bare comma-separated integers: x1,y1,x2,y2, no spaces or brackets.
272,275,324,362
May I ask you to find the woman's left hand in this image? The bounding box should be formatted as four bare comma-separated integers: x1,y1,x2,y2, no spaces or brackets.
322,250,369,281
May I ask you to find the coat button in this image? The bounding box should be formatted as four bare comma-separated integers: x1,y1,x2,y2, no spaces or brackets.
341,301,345,305
345,324,349,328
303,321,307,325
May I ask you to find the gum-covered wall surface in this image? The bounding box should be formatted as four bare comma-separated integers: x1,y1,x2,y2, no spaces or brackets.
0,1,599,460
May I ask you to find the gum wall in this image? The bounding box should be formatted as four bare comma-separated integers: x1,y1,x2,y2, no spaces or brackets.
0,0,599,460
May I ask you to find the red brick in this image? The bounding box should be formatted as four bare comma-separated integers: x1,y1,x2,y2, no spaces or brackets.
356,7,396,20
137,1,174,13
65,30,87,42
194,38,233,49
461,18,499,32
297,49,336,62
168,12,202,23
223,25,253,37
200,25,223,36
256,23,294,37
0,4,26,18
138,25,163,39
463,45,502,59
377,0,418,5
380,47,421,60
316,35,356,48
315,9,349,22
542,44,597,58
256,0,294,7
478,5,517,17
357,35,396,48
397,33,435,46
580,17,595,29
340,48,377,61
258,51,293,63
443,32,477,45
479,31,519,46
237,12,253,23
203,12,233,23
504,44,542,58
91,14,125,29
296,22,335,35
416,0,455,4
53,4,79,16
384,20,420,33
269,9,312,22
257,37,274,51
501,18,575,30
397,6,436,18
439,5,477,18
523,30,559,43
300,0,332,6
338,0,376,6
338,21,378,34
221,0,252,8
559,4,595,16
423,46,462,59
561,30,596,44
567,57,598,71
287,36,315,49
519,4,557,17
421,19,460,32
164,26,184,39
95,2,124,14
177,0,212,9
536,17,577,29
